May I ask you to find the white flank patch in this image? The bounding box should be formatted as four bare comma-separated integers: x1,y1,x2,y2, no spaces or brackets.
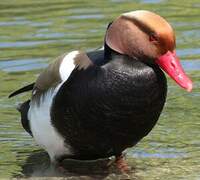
28,50,80,162
59,50,79,82
28,84,72,162
98,46,104,50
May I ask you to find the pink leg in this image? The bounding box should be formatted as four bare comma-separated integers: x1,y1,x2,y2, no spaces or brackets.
115,155,131,173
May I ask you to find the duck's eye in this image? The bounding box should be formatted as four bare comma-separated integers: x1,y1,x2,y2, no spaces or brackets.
149,34,159,42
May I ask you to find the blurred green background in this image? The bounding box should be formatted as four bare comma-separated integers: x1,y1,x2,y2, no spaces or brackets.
0,0,199,179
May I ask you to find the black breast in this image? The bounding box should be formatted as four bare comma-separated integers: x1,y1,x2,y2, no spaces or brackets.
51,55,167,160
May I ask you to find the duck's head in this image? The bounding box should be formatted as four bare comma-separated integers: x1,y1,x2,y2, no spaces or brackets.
105,10,192,92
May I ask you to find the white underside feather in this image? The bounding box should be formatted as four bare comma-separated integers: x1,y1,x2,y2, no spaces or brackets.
28,51,79,162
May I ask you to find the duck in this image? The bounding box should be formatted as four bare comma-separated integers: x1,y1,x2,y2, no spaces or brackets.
9,10,192,172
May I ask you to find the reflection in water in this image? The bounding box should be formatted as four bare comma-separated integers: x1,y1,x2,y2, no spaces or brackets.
182,60,200,71
130,151,187,159
0,0,200,179
0,58,48,72
17,150,137,179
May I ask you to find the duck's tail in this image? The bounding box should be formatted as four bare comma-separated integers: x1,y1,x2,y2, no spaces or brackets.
8,83,35,98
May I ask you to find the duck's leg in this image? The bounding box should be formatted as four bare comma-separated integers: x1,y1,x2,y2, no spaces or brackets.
49,155,68,174
115,154,130,173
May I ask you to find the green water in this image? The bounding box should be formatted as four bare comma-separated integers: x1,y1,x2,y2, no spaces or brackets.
0,0,199,179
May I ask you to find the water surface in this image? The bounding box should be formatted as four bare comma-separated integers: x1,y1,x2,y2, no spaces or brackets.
0,0,199,179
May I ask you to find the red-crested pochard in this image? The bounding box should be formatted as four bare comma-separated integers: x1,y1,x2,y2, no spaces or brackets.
9,10,192,172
